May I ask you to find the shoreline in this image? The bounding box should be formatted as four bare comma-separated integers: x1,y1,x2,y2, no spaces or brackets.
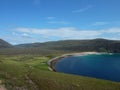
47,52,100,71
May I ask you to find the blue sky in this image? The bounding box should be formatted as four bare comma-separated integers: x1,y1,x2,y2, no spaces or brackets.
0,0,120,44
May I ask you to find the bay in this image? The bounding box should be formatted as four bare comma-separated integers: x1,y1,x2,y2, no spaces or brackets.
55,54,120,82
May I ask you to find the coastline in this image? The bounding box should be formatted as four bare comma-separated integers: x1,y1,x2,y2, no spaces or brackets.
47,52,100,71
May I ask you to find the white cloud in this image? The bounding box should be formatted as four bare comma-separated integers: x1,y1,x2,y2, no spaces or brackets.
14,27,120,40
47,21,70,24
47,17,56,20
92,22,108,26
16,28,31,33
12,31,32,38
15,27,102,40
21,33,32,38
22,33,28,36
12,32,18,35
72,5,93,13
2,27,120,44
46,17,69,24
103,28,120,33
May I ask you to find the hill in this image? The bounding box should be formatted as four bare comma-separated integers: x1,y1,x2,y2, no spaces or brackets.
0,39,12,48
16,38,120,53
0,38,120,55
0,39,120,89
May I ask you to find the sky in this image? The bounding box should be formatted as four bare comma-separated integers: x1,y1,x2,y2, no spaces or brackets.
0,0,120,44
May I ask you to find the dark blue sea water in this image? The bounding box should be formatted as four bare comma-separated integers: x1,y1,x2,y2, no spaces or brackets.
55,54,120,82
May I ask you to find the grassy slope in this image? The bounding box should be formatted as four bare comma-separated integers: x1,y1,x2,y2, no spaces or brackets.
0,55,120,90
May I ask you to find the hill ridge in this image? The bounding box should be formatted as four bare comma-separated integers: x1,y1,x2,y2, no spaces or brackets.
15,38,120,53
0,39,12,48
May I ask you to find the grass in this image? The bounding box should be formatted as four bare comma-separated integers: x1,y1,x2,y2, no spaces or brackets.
0,54,120,90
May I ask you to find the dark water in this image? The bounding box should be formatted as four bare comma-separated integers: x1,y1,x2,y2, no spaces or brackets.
55,54,120,82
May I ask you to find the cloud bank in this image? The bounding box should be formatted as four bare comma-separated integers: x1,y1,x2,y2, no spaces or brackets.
1,27,120,44
72,5,93,13
14,27,120,40
15,27,101,39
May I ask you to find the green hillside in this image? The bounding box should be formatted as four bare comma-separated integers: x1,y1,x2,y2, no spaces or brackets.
16,38,120,53
0,39,120,90
0,55,120,90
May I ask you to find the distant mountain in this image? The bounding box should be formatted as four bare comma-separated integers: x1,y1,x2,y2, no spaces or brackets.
16,38,120,53
0,39,12,48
